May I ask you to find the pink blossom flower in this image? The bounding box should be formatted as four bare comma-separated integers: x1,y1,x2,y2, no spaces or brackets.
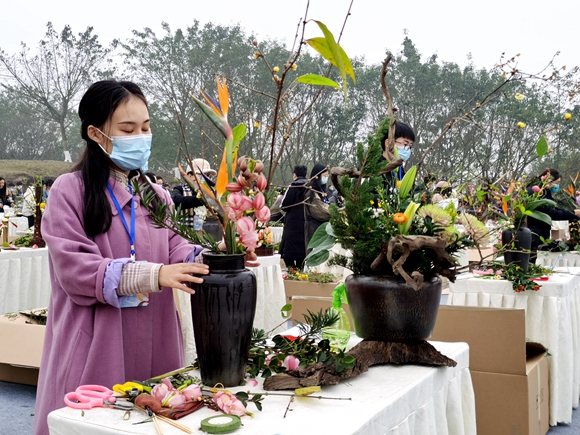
255,206,271,223
532,185,541,193
236,217,256,234
253,192,265,211
227,192,245,210
151,379,172,401
245,378,258,387
213,391,247,417
162,391,186,409
32,244,38,249
265,353,277,366
473,268,494,276
282,355,300,370
226,182,243,193
181,384,202,401
228,209,244,222
496,269,503,276
256,173,267,191
239,230,259,249
239,196,254,212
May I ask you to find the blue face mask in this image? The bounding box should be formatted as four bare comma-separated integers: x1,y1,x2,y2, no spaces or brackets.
397,147,412,162
550,185,560,194
321,176,329,184
97,129,152,172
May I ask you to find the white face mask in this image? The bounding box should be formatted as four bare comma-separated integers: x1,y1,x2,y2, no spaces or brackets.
321,176,329,184
96,128,152,171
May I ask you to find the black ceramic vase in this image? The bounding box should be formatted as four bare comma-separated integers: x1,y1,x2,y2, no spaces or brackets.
190,252,257,387
501,223,532,272
202,216,224,243
344,274,442,341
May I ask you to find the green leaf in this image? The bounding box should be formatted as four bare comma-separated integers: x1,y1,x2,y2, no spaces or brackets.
307,222,332,249
536,135,548,157
235,392,249,400
527,210,553,226
255,402,263,412
313,20,347,99
232,123,247,149
296,74,341,90
399,165,417,199
304,250,330,267
306,37,356,84
280,303,292,319
343,355,355,365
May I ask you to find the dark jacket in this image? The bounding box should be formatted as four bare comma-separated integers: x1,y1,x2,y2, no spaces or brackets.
171,185,204,209
527,186,578,249
279,177,309,261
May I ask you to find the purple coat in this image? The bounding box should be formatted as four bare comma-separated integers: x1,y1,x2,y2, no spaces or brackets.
33,172,200,435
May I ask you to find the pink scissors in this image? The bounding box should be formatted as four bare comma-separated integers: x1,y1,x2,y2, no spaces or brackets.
64,384,134,410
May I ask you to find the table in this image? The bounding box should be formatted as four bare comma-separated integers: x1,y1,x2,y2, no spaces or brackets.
447,271,580,425
270,226,283,244
0,247,50,314
174,254,287,364
536,251,580,268
47,340,475,435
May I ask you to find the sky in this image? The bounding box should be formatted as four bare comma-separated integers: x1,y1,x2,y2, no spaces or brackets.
1,0,578,76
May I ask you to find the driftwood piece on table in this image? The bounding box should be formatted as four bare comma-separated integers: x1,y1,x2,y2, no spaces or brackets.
263,339,456,391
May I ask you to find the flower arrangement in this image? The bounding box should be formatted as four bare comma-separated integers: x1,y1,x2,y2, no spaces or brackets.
257,225,274,249
304,126,490,289
283,267,338,284
473,261,552,292
138,78,270,254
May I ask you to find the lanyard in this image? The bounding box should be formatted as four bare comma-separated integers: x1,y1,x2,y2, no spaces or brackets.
107,182,136,263
398,167,403,181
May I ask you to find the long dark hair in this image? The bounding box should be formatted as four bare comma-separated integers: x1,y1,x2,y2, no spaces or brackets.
0,177,6,204
309,163,328,194
73,80,148,238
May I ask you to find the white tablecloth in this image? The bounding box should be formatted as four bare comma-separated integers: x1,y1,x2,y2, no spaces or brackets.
536,251,580,268
270,226,283,244
47,340,475,435
175,254,287,364
0,247,50,314
447,272,580,425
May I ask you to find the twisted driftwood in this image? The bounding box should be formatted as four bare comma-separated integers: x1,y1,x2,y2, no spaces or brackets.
263,339,456,390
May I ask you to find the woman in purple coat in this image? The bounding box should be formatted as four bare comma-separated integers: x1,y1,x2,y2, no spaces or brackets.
33,81,210,434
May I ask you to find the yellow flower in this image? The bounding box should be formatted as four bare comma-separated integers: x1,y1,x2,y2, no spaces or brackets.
273,66,280,73
291,63,297,71
253,121,261,128
517,122,526,129
522,174,527,179
369,200,374,205
515,93,525,100
396,180,402,188
565,113,572,120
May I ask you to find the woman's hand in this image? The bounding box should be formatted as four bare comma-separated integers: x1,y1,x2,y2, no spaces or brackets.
245,247,259,267
574,209,580,218
159,263,209,294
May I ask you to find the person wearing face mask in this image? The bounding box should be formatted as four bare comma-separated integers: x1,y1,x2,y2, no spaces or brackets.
526,167,580,251
32,80,215,435
376,120,416,188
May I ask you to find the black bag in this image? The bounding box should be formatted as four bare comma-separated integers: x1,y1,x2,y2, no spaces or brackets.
304,190,330,222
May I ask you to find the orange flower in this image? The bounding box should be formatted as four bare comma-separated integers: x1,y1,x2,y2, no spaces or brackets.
393,213,407,224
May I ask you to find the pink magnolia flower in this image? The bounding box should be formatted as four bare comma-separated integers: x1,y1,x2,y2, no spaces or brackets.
282,355,300,371
253,192,265,211
181,384,202,401
256,173,267,191
213,391,247,417
473,268,494,276
227,192,245,210
532,185,541,193
265,353,278,366
239,230,259,249
226,182,243,193
236,217,255,235
255,206,271,223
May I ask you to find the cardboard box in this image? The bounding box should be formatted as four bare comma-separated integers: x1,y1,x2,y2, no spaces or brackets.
431,305,549,435
0,310,46,385
284,281,354,331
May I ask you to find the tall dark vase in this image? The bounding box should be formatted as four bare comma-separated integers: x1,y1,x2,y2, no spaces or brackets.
344,275,442,341
190,252,257,387
501,222,532,272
